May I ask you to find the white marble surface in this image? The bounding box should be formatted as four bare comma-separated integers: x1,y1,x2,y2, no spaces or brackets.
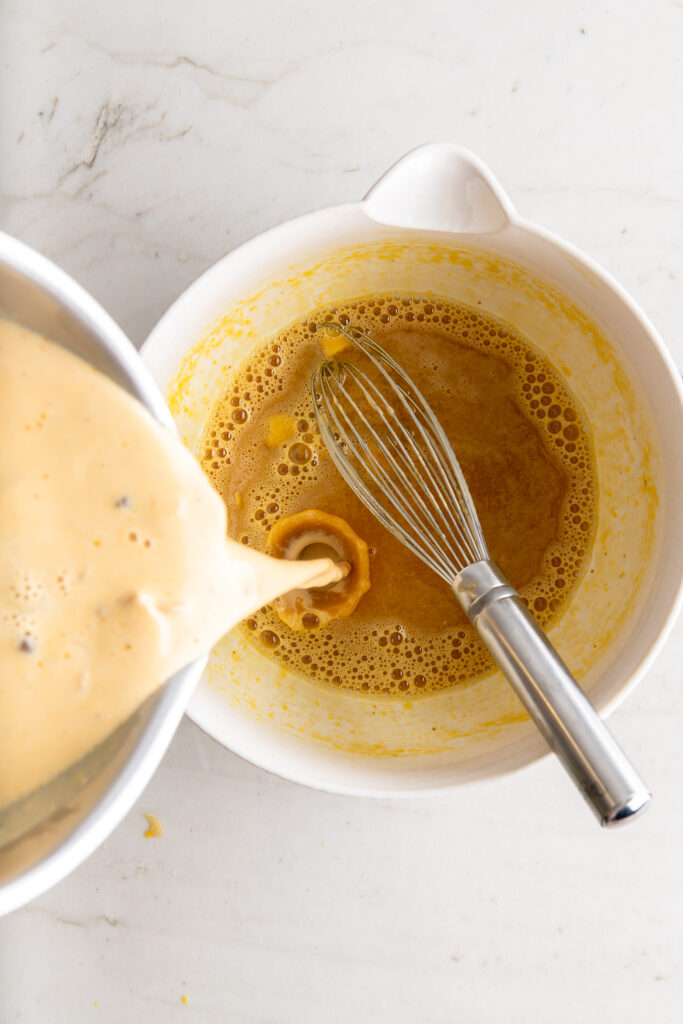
2,1,683,1020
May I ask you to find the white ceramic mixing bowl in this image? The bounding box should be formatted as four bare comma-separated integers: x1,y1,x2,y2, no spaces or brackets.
142,144,683,797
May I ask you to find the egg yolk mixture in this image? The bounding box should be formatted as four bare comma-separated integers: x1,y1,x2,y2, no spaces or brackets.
199,294,598,696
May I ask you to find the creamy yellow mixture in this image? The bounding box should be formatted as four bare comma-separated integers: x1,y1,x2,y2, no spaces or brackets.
0,320,344,808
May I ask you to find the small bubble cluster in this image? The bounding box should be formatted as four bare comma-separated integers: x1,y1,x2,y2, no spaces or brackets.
198,294,598,697
2,571,49,649
2,567,85,652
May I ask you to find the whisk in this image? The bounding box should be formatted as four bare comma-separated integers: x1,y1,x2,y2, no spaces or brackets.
312,322,650,826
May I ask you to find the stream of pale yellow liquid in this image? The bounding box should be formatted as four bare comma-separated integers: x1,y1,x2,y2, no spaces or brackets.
0,320,345,809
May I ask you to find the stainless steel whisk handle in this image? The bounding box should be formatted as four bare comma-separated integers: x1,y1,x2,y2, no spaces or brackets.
452,561,651,827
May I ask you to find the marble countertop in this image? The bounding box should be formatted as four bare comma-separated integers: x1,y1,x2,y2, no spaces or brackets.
2,1,682,1021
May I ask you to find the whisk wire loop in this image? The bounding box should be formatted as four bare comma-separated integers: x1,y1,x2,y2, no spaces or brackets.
313,323,488,581
317,366,457,579
328,364,476,577
331,325,484,548
337,366,463,558
333,324,488,559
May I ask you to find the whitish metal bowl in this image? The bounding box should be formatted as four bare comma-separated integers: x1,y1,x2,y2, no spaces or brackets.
0,232,204,916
